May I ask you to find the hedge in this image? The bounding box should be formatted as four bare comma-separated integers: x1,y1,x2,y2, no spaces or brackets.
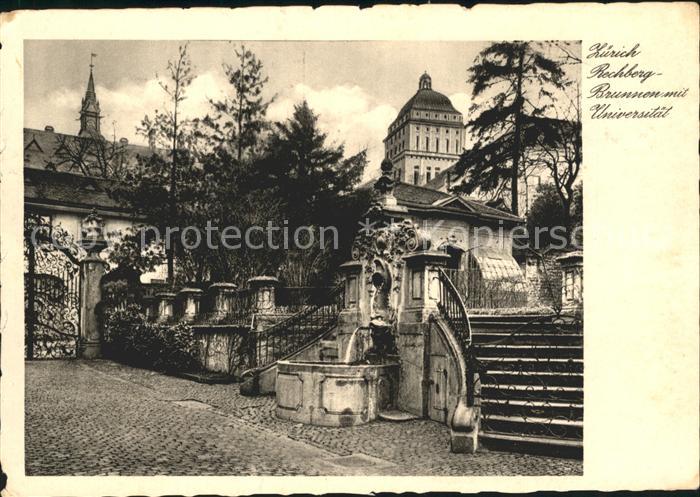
103,303,199,373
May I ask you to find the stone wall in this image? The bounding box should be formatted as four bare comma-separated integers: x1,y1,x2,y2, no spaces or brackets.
516,250,564,311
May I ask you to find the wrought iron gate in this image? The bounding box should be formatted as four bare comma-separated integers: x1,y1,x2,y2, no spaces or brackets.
25,216,82,359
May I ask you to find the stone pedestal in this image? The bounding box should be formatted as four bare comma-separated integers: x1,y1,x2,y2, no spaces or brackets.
557,251,583,316
142,296,156,321
78,209,108,359
79,253,108,358
248,276,279,312
396,250,450,417
208,282,238,318
156,292,177,323
178,287,203,322
336,261,364,359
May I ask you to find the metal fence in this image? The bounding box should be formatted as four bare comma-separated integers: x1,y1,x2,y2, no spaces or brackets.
443,268,528,309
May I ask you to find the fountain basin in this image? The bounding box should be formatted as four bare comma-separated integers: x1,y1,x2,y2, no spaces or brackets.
275,360,399,427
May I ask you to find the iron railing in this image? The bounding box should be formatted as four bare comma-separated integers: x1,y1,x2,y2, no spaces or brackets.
249,285,343,369
437,268,473,349
437,267,477,404
443,268,528,309
275,286,336,312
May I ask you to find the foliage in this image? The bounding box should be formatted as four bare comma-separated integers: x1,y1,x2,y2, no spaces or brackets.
103,303,199,373
255,100,366,227
112,50,367,288
454,41,568,214
134,43,196,283
107,225,165,274
527,182,582,249
199,44,273,161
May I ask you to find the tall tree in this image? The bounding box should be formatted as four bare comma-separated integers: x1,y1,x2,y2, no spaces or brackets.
202,44,272,161
136,44,194,284
455,41,566,214
256,100,366,227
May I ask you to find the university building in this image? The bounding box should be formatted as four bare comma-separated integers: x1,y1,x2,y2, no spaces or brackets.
383,72,466,186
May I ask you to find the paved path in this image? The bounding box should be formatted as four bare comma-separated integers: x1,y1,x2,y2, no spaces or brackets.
25,360,583,476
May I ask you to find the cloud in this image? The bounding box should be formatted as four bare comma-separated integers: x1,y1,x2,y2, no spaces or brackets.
32,77,397,182
268,83,396,181
34,71,227,144
448,92,471,120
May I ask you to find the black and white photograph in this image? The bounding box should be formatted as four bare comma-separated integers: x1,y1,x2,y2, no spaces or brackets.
21,38,583,476
1,4,698,495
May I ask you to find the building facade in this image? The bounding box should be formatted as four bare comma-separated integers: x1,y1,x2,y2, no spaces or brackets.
383,73,466,186
24,66,166,282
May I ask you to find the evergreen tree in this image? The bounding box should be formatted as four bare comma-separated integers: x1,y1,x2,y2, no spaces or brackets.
256,100,366,227
455,42,566,214
201,44,272,161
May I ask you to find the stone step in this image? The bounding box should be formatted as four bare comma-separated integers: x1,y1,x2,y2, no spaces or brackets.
481,371,583,388
473,332,583,346
479,431,583,459
478,358,583,373
378,410,421,422
482,414,583,440
481,398,583,421
480,384,583,403
475,344,582,359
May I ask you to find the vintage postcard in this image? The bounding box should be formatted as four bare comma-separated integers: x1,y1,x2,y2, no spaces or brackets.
0,4,698,496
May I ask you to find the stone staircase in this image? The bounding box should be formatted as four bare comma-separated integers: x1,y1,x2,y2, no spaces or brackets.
471,315,583,459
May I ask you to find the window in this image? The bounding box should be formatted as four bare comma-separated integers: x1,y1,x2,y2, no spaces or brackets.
435,137,439,152
425,136,429,150
446,139,450,152
426,167,432,182
455,140,460,153
416,136,419,149
413,166,420,185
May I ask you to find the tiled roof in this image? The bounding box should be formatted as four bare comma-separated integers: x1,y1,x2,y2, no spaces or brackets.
393,182,451,205
392,181,523,223
398,89,460,118
24,127,155,173
24,167,130,214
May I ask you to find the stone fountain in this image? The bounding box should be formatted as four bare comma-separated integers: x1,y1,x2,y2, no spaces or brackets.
275,159,480,452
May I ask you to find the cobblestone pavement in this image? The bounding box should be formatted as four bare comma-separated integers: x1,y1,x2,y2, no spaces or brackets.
26,360,583,476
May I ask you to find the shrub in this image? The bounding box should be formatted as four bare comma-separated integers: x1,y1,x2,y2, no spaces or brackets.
103,303,200,373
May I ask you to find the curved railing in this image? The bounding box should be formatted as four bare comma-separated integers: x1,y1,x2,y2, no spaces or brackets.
437,267,473,350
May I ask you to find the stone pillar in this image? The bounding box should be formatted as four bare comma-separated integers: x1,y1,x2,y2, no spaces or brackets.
178,287,203,322
335,260,364,360
396,250,450,417
207,282,238,319
248,276,279,312
78,209,108,359
142,295,157,321
557,250,583,317
156,292,177,323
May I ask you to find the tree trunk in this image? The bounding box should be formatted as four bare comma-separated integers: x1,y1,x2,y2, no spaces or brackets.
511,46,525,216
168,97,178,285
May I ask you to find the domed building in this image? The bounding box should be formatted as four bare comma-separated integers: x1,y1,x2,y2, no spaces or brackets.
383,72,466,186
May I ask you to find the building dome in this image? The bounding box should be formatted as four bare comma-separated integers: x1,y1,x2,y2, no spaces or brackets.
398,72,460,118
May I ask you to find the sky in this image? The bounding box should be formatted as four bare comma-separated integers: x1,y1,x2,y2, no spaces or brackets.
24,40,579,180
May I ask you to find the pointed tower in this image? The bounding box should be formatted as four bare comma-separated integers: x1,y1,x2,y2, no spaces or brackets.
79,60,102,137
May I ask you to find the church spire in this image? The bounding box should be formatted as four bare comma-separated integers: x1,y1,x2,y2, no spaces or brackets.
79,54,102,137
